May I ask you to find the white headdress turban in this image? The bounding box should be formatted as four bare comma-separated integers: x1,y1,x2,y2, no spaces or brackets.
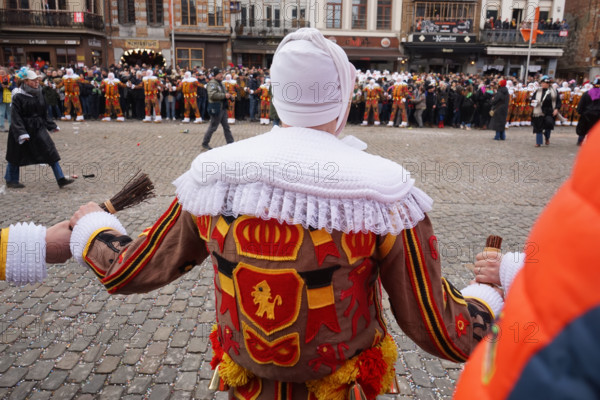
271,28,356,135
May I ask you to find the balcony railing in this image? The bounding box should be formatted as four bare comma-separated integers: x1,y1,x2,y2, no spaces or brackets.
234,19,310,37
0,9,104,31
480,29,567,47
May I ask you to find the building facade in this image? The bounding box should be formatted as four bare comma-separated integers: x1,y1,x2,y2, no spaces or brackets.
559,0,600,80
0,0,106,67
104,0,231,68
0,0,580,76
477,0,567,79
400,0,484,74
229,0,404,71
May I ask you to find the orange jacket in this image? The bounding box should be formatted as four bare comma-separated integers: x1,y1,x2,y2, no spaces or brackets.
454,121,600,399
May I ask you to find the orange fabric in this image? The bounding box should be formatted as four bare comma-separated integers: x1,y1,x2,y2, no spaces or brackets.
454,122,600,399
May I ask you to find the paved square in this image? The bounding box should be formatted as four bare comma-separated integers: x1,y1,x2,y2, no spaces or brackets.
0,120,578,399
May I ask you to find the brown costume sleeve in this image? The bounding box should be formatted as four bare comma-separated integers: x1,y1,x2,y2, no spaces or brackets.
379,215,495,362
82,199,208,295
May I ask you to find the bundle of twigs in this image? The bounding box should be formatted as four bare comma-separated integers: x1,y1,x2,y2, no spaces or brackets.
100,170,155,214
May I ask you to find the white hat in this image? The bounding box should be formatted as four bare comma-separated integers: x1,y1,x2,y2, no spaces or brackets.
25,70,38,80
271,28,356,135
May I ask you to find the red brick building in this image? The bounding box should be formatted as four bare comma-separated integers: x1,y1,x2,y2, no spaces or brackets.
559,0,600,80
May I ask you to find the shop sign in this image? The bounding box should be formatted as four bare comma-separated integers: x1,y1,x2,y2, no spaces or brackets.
417,19,473,34
125,39,160,50
74,12,84,23
415,34,476,43
0,38,81,45
88,38,102,47
327,36,399,48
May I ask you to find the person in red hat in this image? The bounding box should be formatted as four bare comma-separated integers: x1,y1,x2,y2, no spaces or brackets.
490,79,509,140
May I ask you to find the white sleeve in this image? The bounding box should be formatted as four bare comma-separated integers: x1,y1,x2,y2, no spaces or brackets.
5,223,47,285
70,212,127,267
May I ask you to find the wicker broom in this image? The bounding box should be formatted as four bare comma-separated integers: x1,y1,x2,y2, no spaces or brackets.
99,170,156,214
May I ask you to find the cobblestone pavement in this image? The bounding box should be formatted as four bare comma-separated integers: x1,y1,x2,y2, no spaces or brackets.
0,119,579,399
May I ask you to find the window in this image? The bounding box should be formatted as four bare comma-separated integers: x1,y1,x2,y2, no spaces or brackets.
176,48,204,69
118,0,135,24
86,0,99,14
208,0,223,26
291,7,306,27
181,0,196,25
266,5,272,27
240,5,247,25
274,7,280,28
414,2,475,33
56,47,77,67
8,0,29,8
352,0,367,29
91,50,102,66
146,0,163,25
3,46,26,67
249,4,255,27
377,0,391,30
326,0,342,29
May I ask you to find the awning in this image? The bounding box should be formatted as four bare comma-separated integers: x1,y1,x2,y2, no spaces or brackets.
484,64,504,71
486,47,563,57
232,42,278,54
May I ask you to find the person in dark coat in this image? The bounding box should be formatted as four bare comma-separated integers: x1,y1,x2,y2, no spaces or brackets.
531,76,560,147
4,69,74,189
575,78,600,146
490,79,510,140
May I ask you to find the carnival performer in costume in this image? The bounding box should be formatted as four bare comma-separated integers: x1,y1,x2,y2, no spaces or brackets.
5,68,74,189
506,80,515,128
142,69,163,123
57,68,85,121
387,78,409,127
100,72,125,122
362,79,383,125
570,85,584,127
455,118,600,400
556,81,571,126
223,73,239,124
255,78,272,125
510,83,525,127
178,71,202,124
65,29,508,400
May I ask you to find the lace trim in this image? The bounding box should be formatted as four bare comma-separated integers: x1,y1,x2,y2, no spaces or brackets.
174,176,433,235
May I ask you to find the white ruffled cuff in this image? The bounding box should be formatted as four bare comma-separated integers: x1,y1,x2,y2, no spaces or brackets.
70,212,127,267
500,252,526,295
6,222,47,285
461,283,504,318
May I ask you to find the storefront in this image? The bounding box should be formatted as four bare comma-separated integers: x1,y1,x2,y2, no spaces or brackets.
174,34,229,69
403,34,484,73
0,34,105,69
482,47,563,78
232,38,279,68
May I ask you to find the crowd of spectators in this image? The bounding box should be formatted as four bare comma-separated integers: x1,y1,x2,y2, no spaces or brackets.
0,62,588,133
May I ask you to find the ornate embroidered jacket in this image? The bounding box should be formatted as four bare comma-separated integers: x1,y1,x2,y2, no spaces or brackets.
70,127,499,399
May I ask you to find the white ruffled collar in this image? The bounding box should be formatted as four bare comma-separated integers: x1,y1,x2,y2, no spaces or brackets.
173,126,432,234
